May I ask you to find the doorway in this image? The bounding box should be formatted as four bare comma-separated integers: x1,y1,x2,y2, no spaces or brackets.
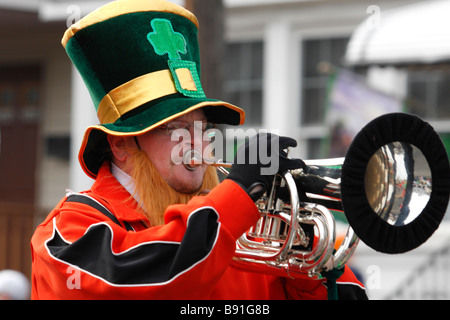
0,64,41,277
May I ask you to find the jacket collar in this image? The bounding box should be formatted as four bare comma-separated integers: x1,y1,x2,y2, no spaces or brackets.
89,162,149,224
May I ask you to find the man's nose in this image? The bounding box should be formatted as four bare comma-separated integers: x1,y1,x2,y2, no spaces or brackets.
188,123,205,146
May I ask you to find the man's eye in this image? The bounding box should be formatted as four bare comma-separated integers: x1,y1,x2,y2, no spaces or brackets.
166,123,185,131
204,123,216,131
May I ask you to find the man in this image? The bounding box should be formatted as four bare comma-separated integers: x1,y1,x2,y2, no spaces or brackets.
31,0,366,299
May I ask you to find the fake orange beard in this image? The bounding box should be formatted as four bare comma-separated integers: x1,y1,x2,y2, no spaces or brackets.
127,149,219,226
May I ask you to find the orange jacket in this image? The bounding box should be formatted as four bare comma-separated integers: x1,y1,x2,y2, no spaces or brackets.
31,163,365,300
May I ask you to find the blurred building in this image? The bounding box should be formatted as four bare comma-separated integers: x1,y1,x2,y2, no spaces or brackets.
0,0,448,299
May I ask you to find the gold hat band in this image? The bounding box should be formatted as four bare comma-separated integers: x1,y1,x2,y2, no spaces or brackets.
97,69,179,124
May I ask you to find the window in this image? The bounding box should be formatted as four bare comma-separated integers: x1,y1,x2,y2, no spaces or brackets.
407,70,450,119
302,37,349,126
301,37,349,158
223,41,263,126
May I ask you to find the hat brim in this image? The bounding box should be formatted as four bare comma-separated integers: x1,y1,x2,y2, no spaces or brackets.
79,95,245,179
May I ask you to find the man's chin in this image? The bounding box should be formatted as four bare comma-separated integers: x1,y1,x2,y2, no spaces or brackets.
168,168,205,194
170,182,203,194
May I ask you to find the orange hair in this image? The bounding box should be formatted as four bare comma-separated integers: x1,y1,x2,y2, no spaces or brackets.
127,149,219,226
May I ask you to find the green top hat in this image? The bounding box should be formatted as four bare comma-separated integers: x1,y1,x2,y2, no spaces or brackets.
63,0,245,179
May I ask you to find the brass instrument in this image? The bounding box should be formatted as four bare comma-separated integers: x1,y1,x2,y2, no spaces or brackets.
184,113,450,279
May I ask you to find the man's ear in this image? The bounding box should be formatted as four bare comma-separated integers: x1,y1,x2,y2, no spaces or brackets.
107,135,132,163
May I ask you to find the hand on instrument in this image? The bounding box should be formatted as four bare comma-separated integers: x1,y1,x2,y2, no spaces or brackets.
226,133,305,201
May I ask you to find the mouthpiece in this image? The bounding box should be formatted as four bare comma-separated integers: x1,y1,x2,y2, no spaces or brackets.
182,149,232,171
183,149,203,171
